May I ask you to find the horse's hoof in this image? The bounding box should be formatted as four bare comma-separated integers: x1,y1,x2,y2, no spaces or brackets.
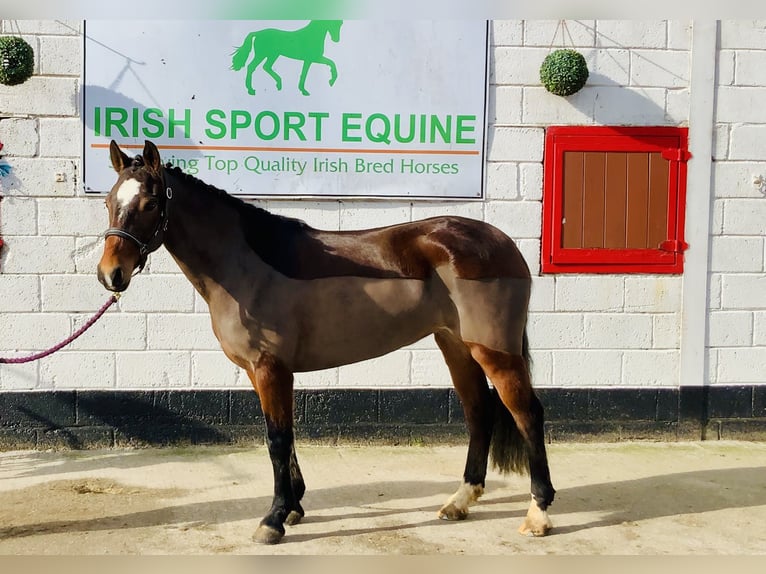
518,517,552,537
437,503,468,521
285,510,304,526
253,524,284,545
518,498,552,536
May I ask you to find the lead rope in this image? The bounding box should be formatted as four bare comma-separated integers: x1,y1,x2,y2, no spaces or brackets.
0,293,121,364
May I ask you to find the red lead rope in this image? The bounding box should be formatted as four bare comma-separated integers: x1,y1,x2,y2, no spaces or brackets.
0,294,120,364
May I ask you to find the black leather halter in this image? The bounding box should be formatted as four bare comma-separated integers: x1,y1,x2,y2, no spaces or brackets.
103,170,173,273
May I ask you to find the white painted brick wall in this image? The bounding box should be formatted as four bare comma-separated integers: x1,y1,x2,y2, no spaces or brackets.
719,21,766,50
595,21,668,49
39,352,116,389
630,51,689,88
0,275,40,312
553,350,623,386
710,22,766,386
116,352,191,389
721,275,766,309
487,127,544,161
717,88,766,124
41,274,111,311
2,19,763,393
754,312,766,346
653,314,680,349
0,362,39,390
491,21,522,46
623,351,679,386
485,162,519,200
710,237,764,272
527,313,585,349
1,236,75,274
68,313,146,351
147,314,219,350
713,162,766,198
0,197,37,235
0,77,78,116
708,311,753,347
624,277,682,313
583,314,653,349
716,348,766,384
0,118,39,156
523,20,596,47
410,350,452,387
555,276,625,312
0,313,71,349
39,118,82,158
192,351,242,388
5,158,76,196
734,50,766,87
489,86,523,125
728,124,766,160
337,352,411,388
484,200,541,239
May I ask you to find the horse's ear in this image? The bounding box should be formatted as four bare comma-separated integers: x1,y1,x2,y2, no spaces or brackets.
109,140,131,173
142,140,163,176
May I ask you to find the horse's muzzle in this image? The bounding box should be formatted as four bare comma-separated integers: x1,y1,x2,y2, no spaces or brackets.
97,265,130,292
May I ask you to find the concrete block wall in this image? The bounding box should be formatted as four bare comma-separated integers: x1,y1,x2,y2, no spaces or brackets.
1,19,755,394
708,21,766,386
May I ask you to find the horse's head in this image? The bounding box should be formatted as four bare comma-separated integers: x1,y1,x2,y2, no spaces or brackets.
326,20,342,43
97,140,168,292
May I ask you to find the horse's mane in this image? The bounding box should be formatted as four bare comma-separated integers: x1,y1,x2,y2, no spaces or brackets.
157,163,331,274
159,162,313,235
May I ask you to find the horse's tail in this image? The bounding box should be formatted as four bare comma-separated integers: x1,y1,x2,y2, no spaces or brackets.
488,328,531,476
231,32,257,71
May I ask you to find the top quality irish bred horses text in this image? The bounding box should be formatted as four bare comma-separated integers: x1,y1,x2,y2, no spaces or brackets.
97,140,555,544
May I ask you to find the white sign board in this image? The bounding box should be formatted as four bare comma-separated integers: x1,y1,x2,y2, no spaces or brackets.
82,20,489,198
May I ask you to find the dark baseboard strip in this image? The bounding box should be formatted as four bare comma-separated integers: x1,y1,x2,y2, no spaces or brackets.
0,386,764,450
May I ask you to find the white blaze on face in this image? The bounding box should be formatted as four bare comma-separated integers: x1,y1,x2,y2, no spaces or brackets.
115,179,142,223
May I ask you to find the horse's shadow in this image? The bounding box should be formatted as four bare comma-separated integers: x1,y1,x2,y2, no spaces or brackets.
1,466,764,543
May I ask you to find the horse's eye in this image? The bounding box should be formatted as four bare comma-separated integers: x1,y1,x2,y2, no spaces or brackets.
145,200,158,211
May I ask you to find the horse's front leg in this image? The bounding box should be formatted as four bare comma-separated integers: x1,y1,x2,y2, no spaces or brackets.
298,61,313,96
317,56,338,86
247,354,303,544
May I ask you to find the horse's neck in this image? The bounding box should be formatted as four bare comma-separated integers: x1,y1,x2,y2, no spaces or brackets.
161,175,251,296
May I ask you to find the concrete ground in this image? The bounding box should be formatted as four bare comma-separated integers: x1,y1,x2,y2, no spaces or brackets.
0,441,764,555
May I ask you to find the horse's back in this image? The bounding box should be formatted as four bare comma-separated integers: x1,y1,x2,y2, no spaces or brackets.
306,215,531,282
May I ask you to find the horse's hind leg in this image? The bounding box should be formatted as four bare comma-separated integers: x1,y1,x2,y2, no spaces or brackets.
286,446,305,525
246,354,304,544
434,330,494,521
468,342,555,536
245,55,266,95
262,56,282,90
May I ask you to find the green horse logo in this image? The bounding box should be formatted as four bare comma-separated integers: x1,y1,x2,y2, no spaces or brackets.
231,20,343,96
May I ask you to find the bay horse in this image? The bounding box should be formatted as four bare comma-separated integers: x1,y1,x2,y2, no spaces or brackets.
231,20,342,96
97,140,555,544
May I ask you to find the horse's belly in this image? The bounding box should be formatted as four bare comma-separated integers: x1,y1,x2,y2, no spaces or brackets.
291,276,442,371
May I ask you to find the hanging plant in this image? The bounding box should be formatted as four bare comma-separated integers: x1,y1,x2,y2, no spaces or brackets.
539,48,589,97
0,36,34,86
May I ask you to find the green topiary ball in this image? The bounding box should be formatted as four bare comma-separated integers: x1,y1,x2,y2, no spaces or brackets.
0,36,35,86
539,49,589,97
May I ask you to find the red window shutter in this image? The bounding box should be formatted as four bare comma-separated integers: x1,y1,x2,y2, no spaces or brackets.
542,126,689,274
